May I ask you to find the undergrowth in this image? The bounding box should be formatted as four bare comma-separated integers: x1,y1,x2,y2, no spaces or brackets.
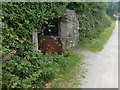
79,20,115,52
1,2,116,89
50,50,83,88
2,50,82,88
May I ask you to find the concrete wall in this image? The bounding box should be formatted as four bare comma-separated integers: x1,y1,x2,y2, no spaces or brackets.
59,10,79,48
38,10,80,53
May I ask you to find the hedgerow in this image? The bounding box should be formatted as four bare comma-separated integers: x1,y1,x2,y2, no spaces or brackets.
67,2,111,45
1,2,113,88
1,2,69,88
2,51,79,88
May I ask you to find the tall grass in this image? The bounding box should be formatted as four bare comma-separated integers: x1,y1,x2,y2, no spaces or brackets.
81,20,115,52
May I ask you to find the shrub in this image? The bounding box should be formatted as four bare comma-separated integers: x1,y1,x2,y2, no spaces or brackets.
1,2,113,89
2,51,80,88
67,2,111,45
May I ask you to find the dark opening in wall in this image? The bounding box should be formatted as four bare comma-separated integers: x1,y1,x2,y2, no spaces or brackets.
38,10,80,54
44,18,61,36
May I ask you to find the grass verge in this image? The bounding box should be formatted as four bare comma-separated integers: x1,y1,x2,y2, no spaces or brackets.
80,21,116,52
48,21,116,88
49,51,84,88
50,20,116,88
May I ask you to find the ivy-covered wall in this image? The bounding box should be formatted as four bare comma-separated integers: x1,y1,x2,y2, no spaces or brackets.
2,2,112,50
1,2,113,88
67,2,111,44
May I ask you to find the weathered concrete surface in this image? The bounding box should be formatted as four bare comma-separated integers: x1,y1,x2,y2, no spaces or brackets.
79,21,118,88
60,10,79,48
39,10,79,53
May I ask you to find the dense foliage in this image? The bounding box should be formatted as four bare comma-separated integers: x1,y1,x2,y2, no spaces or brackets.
1,2,69,88
67,2,111,44
118,1,120,13
1,2,67,59
106,2,118,19
118,1,120,19
1,2,114,88
2,51,80,88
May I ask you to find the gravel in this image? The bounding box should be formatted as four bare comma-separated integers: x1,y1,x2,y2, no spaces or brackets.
77,21,118,88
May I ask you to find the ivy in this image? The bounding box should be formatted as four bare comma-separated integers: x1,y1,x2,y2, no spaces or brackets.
1,2,112,88
67,2,111,45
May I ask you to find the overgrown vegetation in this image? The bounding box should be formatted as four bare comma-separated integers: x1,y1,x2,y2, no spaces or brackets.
1,2,80,88
67,2,112,45
106,2,118,20
118,1,120,20
81,21,115,52
1,2,117,88
2,51,81,88
50,50,83,88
